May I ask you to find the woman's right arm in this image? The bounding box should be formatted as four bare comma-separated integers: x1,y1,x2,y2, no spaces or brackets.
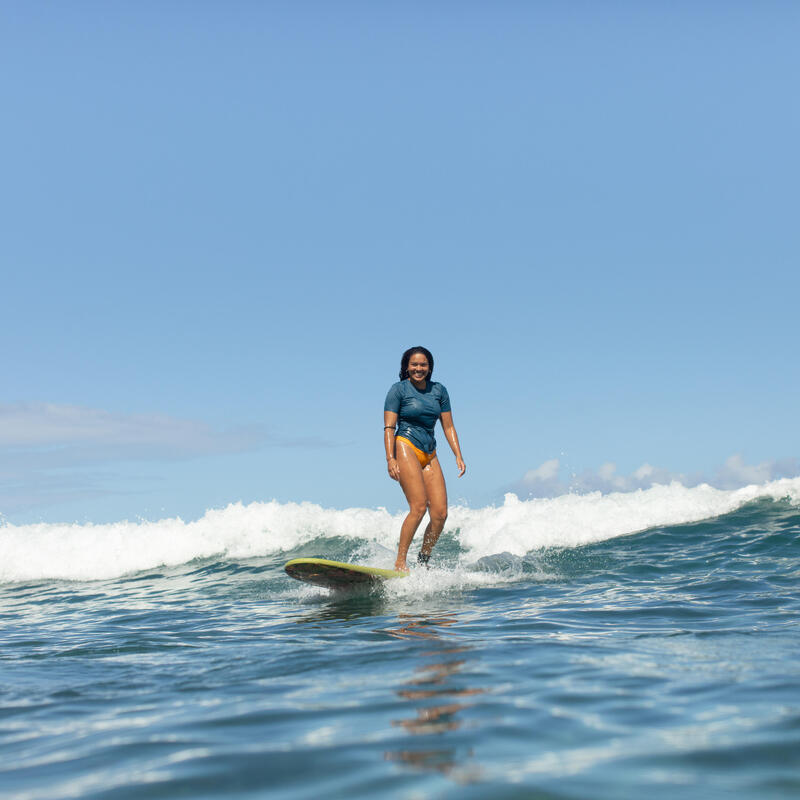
384,411,399,481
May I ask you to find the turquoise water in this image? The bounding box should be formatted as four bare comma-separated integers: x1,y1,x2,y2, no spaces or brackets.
2,482,799,798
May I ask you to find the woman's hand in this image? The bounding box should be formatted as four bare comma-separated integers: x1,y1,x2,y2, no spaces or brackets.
440,412,465,477
384,412,399,480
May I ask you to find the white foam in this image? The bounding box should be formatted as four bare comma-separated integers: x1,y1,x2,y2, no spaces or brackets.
451,478,800,558
0,501,399,583
1,478,798,583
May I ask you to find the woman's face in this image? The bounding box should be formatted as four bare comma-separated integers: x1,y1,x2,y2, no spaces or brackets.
407,353,430,383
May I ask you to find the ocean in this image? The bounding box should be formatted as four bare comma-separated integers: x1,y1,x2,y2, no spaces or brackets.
2,479,799,799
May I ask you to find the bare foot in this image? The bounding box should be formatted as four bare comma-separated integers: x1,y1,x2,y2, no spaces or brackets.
394,560,409,572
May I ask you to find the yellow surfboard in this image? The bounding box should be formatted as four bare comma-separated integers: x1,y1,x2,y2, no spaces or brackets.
284,558,408,589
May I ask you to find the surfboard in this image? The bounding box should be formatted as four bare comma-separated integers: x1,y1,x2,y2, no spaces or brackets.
284,558,408,589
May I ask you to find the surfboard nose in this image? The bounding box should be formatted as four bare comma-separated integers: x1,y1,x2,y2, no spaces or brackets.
284,558,408,589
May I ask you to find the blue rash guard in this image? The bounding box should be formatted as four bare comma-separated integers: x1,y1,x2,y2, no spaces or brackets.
384,380,451,454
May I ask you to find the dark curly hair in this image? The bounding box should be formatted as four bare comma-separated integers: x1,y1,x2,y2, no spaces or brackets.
399,346,434,381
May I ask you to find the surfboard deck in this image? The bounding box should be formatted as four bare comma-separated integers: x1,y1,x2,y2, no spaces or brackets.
284,558,408,589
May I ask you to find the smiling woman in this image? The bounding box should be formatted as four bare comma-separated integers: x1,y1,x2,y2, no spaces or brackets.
383,347,466,571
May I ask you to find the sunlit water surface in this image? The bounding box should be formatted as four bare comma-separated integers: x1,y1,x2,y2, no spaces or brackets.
2,484,799,799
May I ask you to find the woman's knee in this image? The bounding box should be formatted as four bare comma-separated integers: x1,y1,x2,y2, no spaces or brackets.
429,507,448,528
407,502,428,521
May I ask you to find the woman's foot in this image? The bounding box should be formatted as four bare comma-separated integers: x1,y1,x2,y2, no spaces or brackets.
417,551,430,568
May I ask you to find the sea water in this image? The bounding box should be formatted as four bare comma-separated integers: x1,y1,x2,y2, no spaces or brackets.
1,479,799,798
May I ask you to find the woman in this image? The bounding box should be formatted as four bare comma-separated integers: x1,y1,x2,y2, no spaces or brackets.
384,346,466,571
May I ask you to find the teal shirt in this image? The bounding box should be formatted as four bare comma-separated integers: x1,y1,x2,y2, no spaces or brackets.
384,380,451,454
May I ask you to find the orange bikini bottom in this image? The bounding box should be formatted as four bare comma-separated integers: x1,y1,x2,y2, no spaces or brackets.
396,436,436,469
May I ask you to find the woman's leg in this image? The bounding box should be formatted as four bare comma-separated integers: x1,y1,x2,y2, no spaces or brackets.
419,456,448,559
394,439,429,570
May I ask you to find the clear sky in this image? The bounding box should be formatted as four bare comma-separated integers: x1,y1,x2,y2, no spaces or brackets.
2,1,798,523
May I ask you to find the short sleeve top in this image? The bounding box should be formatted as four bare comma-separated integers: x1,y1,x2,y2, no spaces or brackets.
384,380,451,454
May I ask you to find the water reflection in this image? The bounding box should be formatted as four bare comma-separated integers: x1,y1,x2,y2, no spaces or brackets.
381,613,484,782
293,590,390,623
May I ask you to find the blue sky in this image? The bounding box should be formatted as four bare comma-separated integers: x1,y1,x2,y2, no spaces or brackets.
2,1,798,523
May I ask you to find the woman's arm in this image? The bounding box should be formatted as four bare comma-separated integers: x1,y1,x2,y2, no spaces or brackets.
384,411,400,481
439,411,466,477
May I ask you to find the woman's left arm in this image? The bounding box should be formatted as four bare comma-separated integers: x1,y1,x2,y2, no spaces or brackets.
440,411,466,477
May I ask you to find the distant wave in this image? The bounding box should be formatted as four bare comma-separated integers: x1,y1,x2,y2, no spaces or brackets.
1,478,799,584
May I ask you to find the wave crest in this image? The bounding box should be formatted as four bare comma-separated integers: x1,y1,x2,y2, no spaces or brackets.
1,478,798,583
